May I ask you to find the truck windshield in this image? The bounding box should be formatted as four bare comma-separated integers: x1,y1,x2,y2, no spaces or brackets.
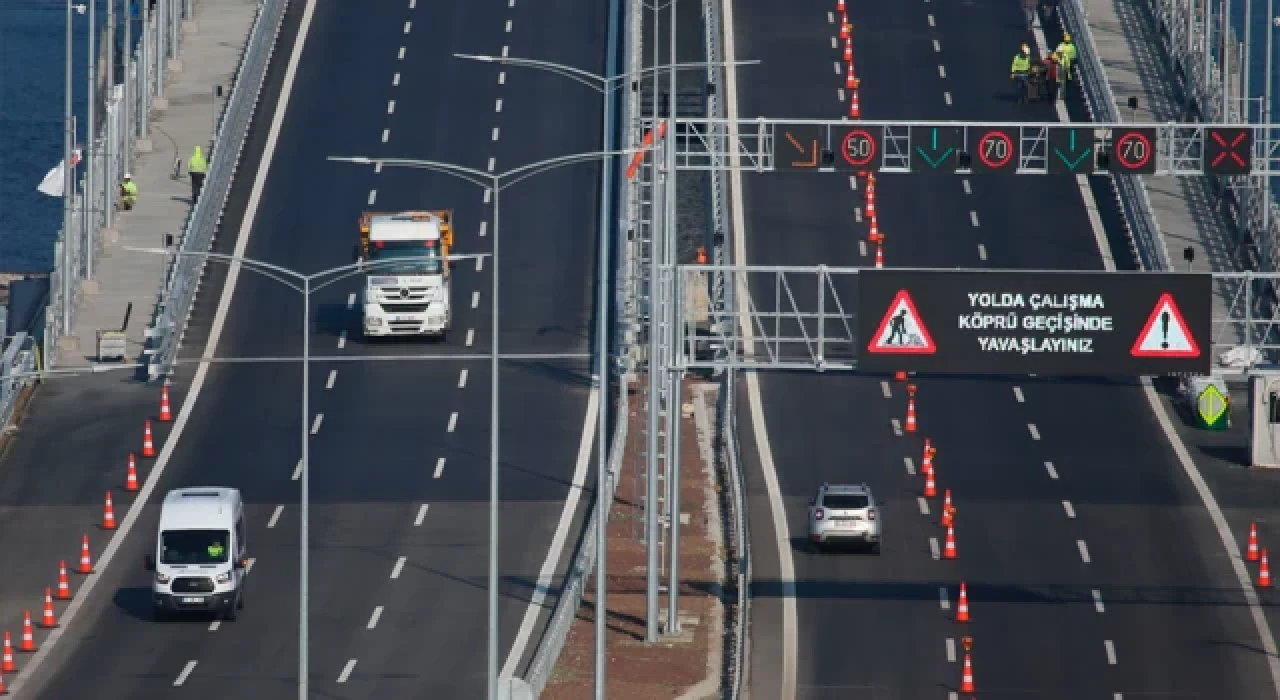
368,240,443,275
161,529,231,565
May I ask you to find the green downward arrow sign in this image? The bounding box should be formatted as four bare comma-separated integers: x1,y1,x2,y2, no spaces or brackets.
915,128,955,168
1053,129,1092,169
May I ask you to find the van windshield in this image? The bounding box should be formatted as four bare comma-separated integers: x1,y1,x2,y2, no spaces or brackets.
161,529,231,565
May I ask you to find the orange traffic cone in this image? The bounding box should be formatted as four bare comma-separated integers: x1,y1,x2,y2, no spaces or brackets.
894,370,907,381
940,489,954,526
102,492,117,530
923,437,933,460
159,385,173,422
125,453,139,492
905,385,918,433
874,242,884,269
1261,549,1272,588
0,668,7,694
943,526,957,559
849,90,861,119
2,632,14,671
956,581,970,622
55,561,71,600
840,19,849,39
843,39,852,64
695,246,708,264
845,67,856,90
19,612,35,652
142,420,156,458
868,216,879,242
39,589,56,628
1248,522,1260,561
866,191,877,218
79,534,93,574
837,0,845,13
924,467,937,497
923,445,934,473
960,653,975,692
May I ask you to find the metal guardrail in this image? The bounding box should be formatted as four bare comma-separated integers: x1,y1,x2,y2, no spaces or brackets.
718,371,750,699
147,0,291,378
1146,0,1280,273
521,377,629,694
0,334,38,432
46,0,194,364
1051,0,1172,271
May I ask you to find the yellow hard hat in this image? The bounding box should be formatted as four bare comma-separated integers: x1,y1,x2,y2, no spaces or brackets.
1063,33,1072,41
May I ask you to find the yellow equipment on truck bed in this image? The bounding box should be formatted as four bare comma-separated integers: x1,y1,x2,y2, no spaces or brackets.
358,210,454,262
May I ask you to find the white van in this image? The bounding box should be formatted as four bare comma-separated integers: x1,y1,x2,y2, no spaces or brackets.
144,487,247,621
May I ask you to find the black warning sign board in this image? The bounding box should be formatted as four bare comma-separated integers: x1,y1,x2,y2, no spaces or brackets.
857,270,1211,375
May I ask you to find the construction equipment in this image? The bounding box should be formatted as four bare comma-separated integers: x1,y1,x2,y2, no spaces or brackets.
355,210,456,339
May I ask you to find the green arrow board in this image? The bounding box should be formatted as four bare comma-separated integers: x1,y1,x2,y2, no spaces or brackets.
911,126,960,171
1048,127,1095,174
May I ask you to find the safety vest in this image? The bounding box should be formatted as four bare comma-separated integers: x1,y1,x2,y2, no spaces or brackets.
188,150,207,174
1057,41,1077,63
122,181,138,196
1058,52,1073,80
1011,54,1031,74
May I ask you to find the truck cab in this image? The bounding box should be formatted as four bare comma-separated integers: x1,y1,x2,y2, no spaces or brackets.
145,487,248,621
357,211,454,338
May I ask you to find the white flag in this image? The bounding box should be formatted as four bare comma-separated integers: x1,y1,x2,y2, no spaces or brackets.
36,150,82,198
37,162,65,197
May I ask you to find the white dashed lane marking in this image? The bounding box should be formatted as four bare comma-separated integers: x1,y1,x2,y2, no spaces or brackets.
927,13,936,26
174,661,198,686
1028,423,1040,440
292,458,303,481
310,414,324,435
977,244,987,261
476,256,484,271
387,100,396,114
917,497,930,515
1013,386,1024,402
498,71,506,85
393,72,401,86
944,92,953,105
833,62,841,75
929,537,941,560
1078,540,1092,563
367,606,384,630
484,188,492,204
487,157,496,172
830,37,838,49
326,369,337,389
1063,500,1076,518
338,330,348,349
495,98,503,113
367,189,377,205
1104,640,1117,665
471,291,481,309
938,65,946,78
414,504,429,526
932,39,941,52
390,556,407,579
903,457,916,475
398,46,406,60
492,127,500,141
939,586,951,610
891,419,903,437
962,179,972,195
505,19,512,32
466,329,475,346
337,659,358,683
501,45,509,57
409,0,415,7
969,211,980,227
447,412,458,433
458,369,469,388
945,637,956,662
268,504,284,529
880,381,891,398
1044,461,1059,479
1093,589,1106,613
403,20,411,33
346,292,356,309
381,129,390,143
434,457,446,479
480,221,489,237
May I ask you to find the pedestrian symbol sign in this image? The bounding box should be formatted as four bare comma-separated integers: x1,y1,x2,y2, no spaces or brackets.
1131,293,1200,358
868,289,936,354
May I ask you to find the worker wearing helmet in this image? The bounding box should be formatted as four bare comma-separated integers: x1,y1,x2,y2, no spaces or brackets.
1056,33,1078,63
1010,44,1032,104
120,173,138,211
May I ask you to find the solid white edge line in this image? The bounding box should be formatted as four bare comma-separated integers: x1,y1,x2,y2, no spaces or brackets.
499,387,600,679
2,1,319,695
1028,18,1278,695
722,0,797,692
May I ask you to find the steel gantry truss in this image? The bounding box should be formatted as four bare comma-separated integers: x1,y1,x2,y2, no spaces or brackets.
669,265,1280,376
648,117,1280,176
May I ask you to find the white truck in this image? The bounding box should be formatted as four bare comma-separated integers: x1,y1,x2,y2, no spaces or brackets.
355,210,454,339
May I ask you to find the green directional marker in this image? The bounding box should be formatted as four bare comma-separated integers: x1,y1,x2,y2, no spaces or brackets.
915,128,955,168
1054,129,1092,169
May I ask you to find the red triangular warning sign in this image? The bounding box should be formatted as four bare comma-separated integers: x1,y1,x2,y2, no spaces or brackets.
868,289,936,354
1131,293,1200,358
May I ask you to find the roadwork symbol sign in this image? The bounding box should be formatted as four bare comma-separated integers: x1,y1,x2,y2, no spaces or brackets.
868,289,936,354
1131,293,1200,358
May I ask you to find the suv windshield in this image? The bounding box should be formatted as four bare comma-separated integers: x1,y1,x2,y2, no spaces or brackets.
368,240,443,275
161,529,231,565
823,494,870,510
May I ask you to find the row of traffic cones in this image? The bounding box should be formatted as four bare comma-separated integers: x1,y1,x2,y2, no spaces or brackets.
1247,522,1273,587
0,385,172,690
915,432,974,692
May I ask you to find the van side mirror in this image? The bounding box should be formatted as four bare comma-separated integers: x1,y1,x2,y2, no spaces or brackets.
144,555,155,571
233,558,247,570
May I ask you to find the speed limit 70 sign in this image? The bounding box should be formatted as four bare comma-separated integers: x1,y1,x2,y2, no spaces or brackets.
969,129,1017,172
1106,127,1158,174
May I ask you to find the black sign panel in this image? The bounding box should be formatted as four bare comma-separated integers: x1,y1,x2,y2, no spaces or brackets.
969,128,1017,172
857,270,1211,375
1106,128,1158,174
775,125,826,170
1204,127,1252,175
1048,127,1096,175
910,126,962,172
836,126,883,171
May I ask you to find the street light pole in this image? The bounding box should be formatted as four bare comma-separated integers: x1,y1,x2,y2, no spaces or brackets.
64,0,76,334
86,0,96,279
328,148,643,700
300,274,310,700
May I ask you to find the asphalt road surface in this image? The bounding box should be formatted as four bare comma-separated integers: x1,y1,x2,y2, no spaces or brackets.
732,0,1277,697
18,0,605,697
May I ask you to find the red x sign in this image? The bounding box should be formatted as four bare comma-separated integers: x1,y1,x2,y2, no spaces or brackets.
1205,128,1252,174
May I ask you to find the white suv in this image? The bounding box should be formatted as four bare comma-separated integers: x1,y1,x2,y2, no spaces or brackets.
807,483,881,553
